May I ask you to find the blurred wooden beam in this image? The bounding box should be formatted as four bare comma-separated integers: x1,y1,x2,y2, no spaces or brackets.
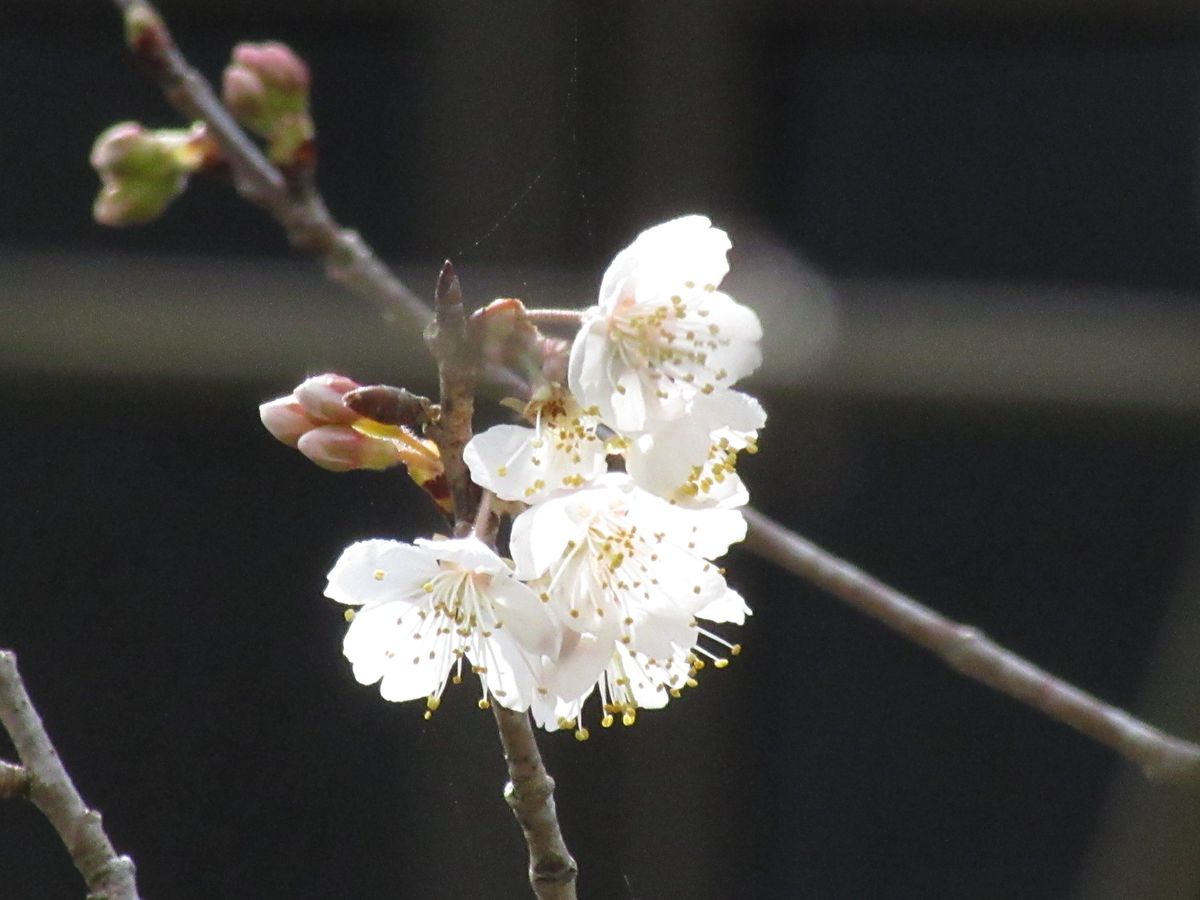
1,249,1197,416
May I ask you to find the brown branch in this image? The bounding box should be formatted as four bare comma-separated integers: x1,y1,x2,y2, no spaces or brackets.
0,650,141,898
742,508,1200,785
424,261,479,535
109,0,533,400
111,0,430,332
492,705,579,900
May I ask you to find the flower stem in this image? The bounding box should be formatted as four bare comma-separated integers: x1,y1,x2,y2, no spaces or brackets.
474,489,497,541
524,309,584,327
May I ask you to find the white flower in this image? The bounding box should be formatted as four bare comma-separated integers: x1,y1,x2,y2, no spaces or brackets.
532,640,699,736
568,215,763,434
463,385,608,504
325,536,559,715
509,474,749,732
530,601,751,737
623,390,765,509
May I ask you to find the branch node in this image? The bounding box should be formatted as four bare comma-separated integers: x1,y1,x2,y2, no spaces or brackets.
0,759,30,799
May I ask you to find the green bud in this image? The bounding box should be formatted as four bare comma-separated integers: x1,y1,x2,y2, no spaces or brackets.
89,121,210,226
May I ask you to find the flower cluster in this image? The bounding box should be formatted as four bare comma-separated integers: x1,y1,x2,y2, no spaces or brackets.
315,216,764,737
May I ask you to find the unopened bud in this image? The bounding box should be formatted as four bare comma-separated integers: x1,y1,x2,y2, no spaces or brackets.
293,373,361,425
258,396,317,448
223,41,314,166
124,2,168,61
297,425,404,472
233,42,310,93
90,121,212,226
344,385,431,428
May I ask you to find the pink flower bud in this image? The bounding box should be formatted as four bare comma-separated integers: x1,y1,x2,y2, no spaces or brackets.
232,41,310,93
293,373,361,425
258,395,317,447
221,65,267,123
297,425,403,472
222,42,314,167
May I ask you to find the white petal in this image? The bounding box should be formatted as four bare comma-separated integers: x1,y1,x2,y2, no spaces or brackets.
601,215,730,306
542,630,614,703
468,628,543,712
702,293,764,385
567,314,612,396
625,607,699,660
624,391,764,508
531,691,587,732
488,575,561,658
414,535,505,573
324,539,439,607
510,495,589,579
611,644,694,710
694,586,752,625
463,424,540,503
608,369,650,433
344,602,445,703
642,501,746,559
698,389,767,433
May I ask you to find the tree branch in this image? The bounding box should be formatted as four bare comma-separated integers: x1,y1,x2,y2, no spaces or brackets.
0,650,141,899
492,705,579,900
742,508,1200,785
109,0,533,399
424,261,479,535
110,0,430,333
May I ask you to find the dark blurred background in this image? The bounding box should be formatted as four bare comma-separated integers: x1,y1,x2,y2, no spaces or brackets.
2,1,1200,898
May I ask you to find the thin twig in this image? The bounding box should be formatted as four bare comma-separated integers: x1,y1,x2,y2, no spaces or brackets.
425,260,479,536
0,650,141,899
492,705,579,899
110,0,533,399
524,309,584,327
742,508,1200,785
110,0,430,332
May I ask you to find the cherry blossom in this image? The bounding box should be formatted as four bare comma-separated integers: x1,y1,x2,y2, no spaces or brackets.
623,389,765,509
325,536,558,715
509,474,749,732
463,384,608,504
568,215,763,434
